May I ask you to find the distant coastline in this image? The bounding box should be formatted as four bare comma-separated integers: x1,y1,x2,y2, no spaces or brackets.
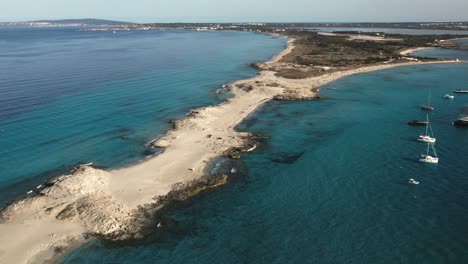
0,18,131,28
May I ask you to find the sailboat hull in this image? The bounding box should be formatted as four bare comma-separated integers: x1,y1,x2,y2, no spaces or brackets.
419,155,439,164
420,105,434,110
453,90,468,94
417,136,436,143
454,120,468,127
408,120,428,126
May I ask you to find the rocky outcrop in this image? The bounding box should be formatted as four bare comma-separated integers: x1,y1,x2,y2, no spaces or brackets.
0,163,229,247
223,132,268,159
94,174,229,242
274,88,321,101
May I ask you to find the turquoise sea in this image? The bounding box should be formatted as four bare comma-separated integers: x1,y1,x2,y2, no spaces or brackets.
1,28,467,263
0,27,286,204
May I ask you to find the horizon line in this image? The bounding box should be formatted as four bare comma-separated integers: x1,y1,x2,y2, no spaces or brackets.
2,18,468,24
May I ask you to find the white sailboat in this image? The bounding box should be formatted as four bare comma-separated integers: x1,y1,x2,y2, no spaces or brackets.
419,141,439,164
420,89,435,110
417,114,436,143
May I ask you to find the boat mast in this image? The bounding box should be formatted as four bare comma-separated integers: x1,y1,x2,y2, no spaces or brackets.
425,114,429,136
431,143,438,158
428,121,435,138
428,88,432,107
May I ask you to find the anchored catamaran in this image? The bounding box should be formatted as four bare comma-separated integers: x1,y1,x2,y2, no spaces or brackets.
417,114,436,143
419,141,439,164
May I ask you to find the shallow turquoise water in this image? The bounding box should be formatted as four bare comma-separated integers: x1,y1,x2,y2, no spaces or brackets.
62,63,468,263
0,28,286,202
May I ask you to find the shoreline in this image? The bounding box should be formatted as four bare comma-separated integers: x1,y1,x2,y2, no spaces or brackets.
0,35,463,264
400,47,429,55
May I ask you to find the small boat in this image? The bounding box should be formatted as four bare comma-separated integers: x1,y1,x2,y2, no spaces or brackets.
420,105,434,110
420,89,434,110
408,120,428,126
442,94,455,99
408,178,420,185
453,89,468,94
417,115,436,143
113,31,116,34
453,116,468,127
230,168,237,174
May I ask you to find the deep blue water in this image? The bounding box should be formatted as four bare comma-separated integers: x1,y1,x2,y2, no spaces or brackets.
62,61,468,263
313,27,468,35
0,27,286,202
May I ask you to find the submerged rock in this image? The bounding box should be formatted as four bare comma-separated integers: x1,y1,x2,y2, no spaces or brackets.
223,132,269,159
271,151,305,164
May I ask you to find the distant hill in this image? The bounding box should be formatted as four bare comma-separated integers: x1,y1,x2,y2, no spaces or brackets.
0,18,133,27
33,19,133,25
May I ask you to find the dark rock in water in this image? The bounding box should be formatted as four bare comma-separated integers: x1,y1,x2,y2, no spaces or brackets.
271,151,305,164
249,132,271,140
142,148,158,156
223,148,242,159
242,117,258,129
154,174,228,205
168,120,177,129
224,142,256,159
250,63,262,70
186,110,200,118
223,132,269,159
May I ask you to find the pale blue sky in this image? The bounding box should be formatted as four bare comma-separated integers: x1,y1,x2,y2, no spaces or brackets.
2,0,468,22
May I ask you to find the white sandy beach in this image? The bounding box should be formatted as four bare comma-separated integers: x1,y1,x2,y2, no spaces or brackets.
400,47,429,55
0,37,462,264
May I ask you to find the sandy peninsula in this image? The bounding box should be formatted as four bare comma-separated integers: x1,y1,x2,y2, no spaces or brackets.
400,47,429,55
0,37,461,264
